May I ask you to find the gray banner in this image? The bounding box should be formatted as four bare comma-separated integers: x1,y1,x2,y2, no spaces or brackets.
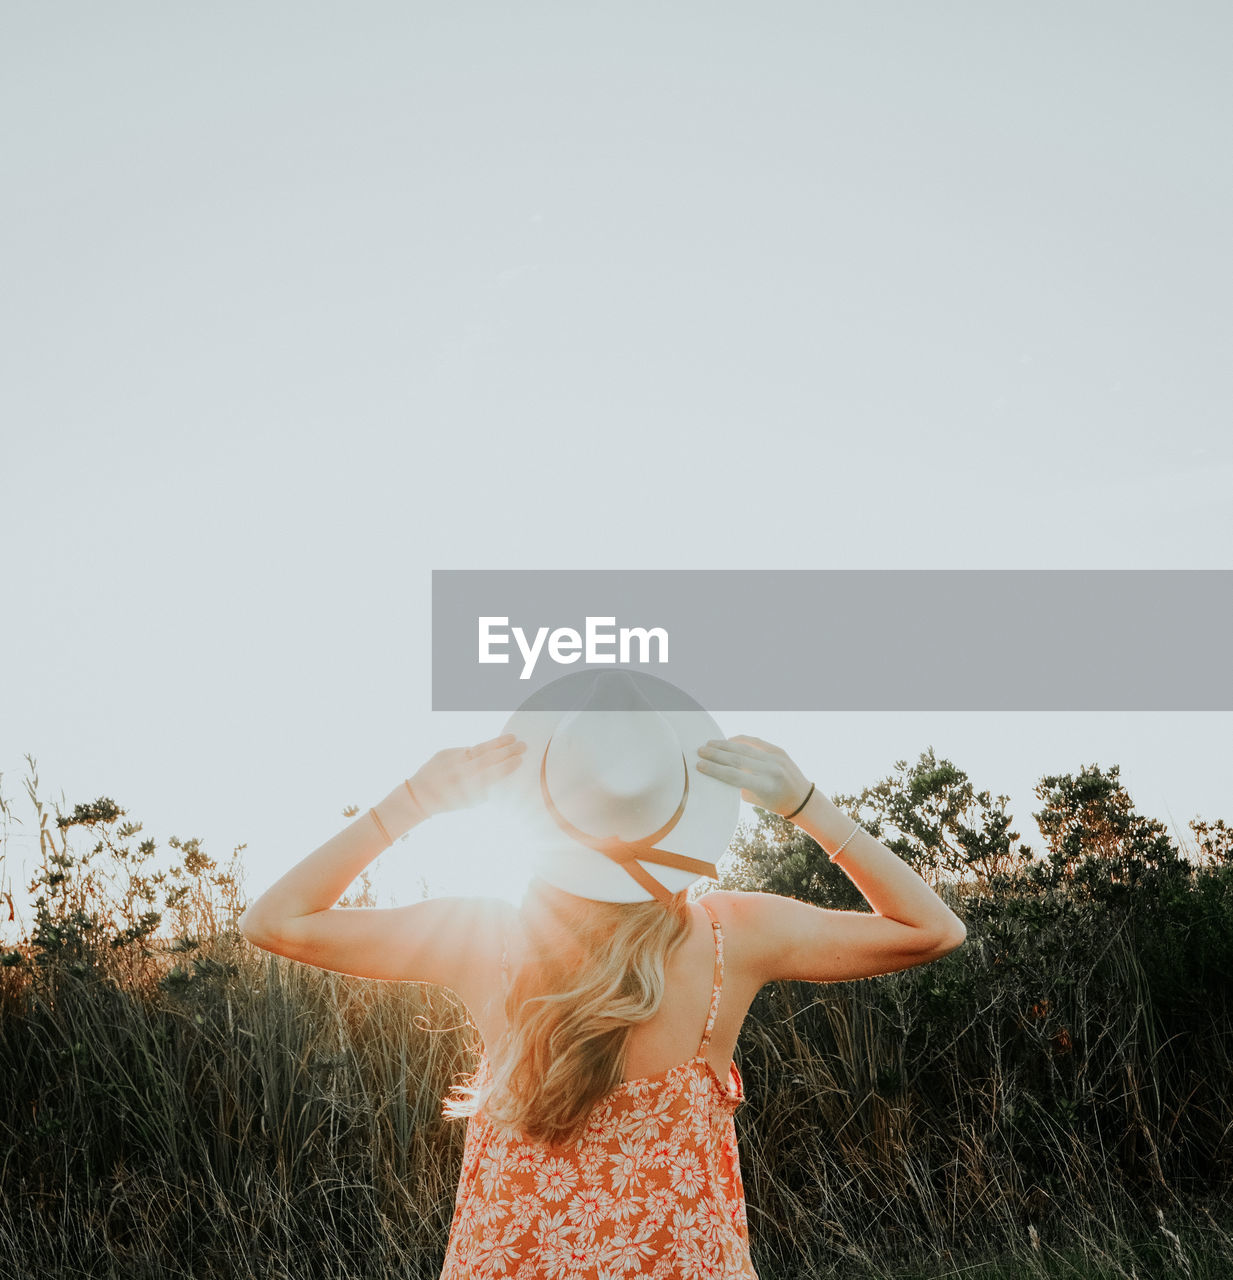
431,570,1233,711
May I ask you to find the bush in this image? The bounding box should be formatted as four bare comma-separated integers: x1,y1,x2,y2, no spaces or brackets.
3,753,1233,1278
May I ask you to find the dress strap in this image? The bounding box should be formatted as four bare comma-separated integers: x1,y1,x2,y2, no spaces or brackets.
697,900,724,1055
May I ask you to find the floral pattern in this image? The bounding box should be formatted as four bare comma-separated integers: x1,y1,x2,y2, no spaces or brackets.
440,908,758,1279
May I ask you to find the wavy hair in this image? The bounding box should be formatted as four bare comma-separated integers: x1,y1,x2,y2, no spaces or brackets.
443,888,693,1149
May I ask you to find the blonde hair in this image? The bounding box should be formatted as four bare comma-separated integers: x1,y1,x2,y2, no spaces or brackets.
443,888,693,1149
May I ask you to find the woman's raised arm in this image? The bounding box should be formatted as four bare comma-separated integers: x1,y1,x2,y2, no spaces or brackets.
237,734,525,986
695,735,965,986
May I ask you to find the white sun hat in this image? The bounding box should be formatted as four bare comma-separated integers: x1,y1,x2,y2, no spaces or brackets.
487,669,740,903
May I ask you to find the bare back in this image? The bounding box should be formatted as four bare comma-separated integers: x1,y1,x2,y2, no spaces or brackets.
459,884,964,1082
467,894,760,1087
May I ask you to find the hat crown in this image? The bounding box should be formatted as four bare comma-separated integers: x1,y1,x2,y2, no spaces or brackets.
496,669,739,903
544,674,684,841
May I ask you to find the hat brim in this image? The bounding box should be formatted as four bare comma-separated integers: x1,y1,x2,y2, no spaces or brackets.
487,670,739,902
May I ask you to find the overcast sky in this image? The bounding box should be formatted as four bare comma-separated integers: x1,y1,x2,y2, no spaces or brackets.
2,3,1230,926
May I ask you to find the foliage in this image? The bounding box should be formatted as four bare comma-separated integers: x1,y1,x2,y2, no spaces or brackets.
721,747,1036,912
1,756,247,985
2,754,1233,1279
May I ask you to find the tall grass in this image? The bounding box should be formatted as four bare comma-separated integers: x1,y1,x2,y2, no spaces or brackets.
1,944,472,1278
1,758,1232,1279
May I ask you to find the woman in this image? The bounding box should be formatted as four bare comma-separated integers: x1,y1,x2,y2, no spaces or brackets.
239,672,966,1279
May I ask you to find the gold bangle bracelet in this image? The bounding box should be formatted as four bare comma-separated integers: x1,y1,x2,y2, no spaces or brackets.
404,777,428,818
369,806,394,847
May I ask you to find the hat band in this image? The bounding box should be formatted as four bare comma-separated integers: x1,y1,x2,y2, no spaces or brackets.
538,744,719,904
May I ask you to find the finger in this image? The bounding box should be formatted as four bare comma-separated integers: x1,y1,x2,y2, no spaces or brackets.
710,737,769,761
493,742,527,767
471,733,518,756
479,753,525,781
696,759,759,788
476,739,527,766
698,741,758,768
729,734,785,757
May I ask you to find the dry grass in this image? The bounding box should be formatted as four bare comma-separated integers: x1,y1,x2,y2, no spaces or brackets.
2,758,1232,1278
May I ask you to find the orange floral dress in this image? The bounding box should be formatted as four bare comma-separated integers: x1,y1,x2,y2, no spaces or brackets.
439,902,758,1280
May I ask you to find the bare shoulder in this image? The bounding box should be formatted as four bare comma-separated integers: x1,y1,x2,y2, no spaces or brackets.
449,896,519,982
692,890,765,992
695,888,964,987
401,895,520,1014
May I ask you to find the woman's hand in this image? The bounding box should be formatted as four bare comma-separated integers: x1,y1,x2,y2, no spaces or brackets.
409,733,527,818
696,735,813,817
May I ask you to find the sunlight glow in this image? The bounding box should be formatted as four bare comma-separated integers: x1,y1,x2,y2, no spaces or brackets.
372,803,538,906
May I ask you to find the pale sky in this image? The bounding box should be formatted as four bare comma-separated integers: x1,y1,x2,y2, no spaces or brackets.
2,3,1230,930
